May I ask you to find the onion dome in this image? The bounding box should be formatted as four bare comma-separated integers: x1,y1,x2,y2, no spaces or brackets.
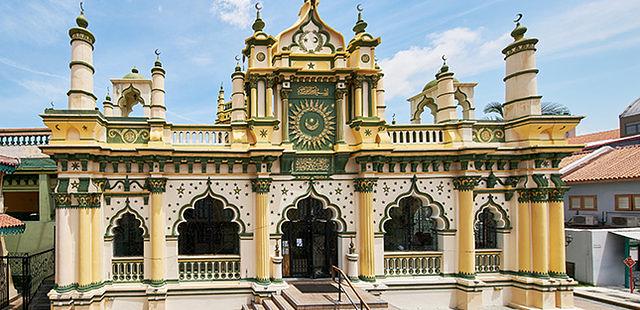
122,67,145,79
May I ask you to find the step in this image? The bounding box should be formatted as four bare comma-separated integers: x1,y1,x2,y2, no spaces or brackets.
251,304,265,310
282,281,388,310
262,299,279,310
273,296,295,310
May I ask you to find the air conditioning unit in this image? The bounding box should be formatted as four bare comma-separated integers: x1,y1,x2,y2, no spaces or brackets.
571,215,598,226
610,216,640,227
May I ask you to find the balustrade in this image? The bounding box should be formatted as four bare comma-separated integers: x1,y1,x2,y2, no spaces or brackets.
383,252,442,276
388,127,444,145
475,249,502,273
178,256,241,281
111,258,144,282
171,127,230,145
0,130,50,146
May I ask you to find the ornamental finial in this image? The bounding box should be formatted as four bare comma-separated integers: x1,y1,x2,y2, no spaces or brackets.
439,55,449,73
76,1,89,28
353,4,368,34
252,2,265,33
510,13,527,41
154,49,162,67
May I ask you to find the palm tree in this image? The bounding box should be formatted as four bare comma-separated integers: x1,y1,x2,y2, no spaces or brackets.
483,101,570,121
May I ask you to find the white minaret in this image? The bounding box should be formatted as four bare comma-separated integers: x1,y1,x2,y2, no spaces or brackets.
150,50,166,120
502,14,541,120
435,56,457,123
67,4,96,110
216,84,226,122
102,89,114,116
230,62,247,122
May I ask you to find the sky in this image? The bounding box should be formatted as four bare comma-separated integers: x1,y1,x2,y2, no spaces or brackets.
1,0,639,134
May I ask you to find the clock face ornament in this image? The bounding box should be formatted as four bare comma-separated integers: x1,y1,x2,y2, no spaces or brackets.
289,99,335,150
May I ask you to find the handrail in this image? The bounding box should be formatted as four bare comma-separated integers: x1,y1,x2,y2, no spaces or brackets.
331,265,371,310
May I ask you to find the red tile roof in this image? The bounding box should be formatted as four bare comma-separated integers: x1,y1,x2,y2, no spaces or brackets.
563,144,640,183
567,129,620,145
559,152,590,169
0,214,25,235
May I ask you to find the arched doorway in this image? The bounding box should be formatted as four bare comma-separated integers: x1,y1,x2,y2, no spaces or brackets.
282,197,338,278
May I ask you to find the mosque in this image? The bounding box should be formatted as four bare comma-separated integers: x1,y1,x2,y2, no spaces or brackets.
42,1,582,309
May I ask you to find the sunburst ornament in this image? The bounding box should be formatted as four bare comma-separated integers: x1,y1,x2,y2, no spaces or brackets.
289,99,336,150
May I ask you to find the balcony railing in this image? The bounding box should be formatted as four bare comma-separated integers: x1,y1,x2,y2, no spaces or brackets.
0,128,50,146
178,255,241,281
387,126,444,145
171,126,231,146
112,257,144,282
475,249,501,273
383,252,442,276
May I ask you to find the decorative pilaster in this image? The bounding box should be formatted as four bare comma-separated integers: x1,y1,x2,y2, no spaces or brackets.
516,189,532,275
353,76,364,118
354,177,377,281
249,77,258,118
548,187,569,278
529,188,549,278
265,76,275,118
146,177,167,285
453,176,480,278
280,88,291,143
335,89,347,144
252,178,272,284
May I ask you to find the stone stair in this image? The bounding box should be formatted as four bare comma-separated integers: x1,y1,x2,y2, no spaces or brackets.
27,276,54,310
245,281,388,310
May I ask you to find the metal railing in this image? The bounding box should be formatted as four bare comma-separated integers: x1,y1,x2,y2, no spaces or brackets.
475,249,502,273
383,252,442,276
111,257,144,282
171,126,231,145
178,255,241,281
387,126,444,144
0,248,55,310
331,265,371,310
0,128,50,146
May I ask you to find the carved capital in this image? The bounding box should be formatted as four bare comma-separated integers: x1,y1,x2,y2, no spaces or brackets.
92,178,107,193
547,187,569,202
453,176,481,191
54,193,72,208
251,178,273,193
145,177,167,193
75,193,101,208
529,188,548,203
280,88,292,100
354,178,378,193
335,89,347,100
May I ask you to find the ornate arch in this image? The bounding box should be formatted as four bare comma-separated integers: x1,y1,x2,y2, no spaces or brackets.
275,181,347,234
474,195,510,230
454,87,475,120
117,84,146,117
412,96,437,124
379,176,451,233
105,203,149,238
171,182,246,236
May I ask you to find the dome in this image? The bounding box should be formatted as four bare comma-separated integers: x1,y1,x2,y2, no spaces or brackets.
422,78,459,92
122,67,145,80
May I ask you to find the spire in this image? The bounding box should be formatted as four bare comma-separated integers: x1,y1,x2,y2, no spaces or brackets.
252,3,265,33
352,4,368,34
510,13,527,41
105,87,111,102
218,83,225,99
234,55,242,72
154,49,162,67
76,2,89,28
439,55,449,74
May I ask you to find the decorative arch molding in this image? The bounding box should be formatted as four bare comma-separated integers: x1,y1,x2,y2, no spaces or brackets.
412,96,437,123
454,87,474,120
105,203,149,238
117,84,146,117
275,181,347,234
474,194,511,231
379,176,451,233
170,182,247,236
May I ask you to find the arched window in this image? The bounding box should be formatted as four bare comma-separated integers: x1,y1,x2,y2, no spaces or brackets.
178,196,239,255
113,213,144,257
475,208,498,249
384,197,438,252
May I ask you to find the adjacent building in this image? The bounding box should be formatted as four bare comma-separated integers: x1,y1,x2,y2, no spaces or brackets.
41,1,582,309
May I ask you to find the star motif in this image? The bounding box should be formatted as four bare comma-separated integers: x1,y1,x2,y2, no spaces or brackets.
259,129,268,138
71,162,80,170
307,62,315,69
382,184,390,194
177,186,185,195
335,188,342,195
281,188,289,195
364,129,372,136
233,186,242,195
436,184,444,192
71,180,79,190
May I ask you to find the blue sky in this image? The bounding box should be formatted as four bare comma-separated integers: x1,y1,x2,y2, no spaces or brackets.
1,0,639,134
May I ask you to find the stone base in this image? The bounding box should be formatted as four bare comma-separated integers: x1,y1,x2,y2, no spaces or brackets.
456,288,483,310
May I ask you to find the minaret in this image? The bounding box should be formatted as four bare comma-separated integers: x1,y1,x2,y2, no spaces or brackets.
102,89,113,116
216,84,225,122
67,3,96,110
230,62,246,123
150,50,166,120
502,14,541,120
435,56,457,123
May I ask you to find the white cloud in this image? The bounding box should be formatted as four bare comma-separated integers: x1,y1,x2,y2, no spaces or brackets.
0,56,65,79
210,0,252,29
0,0,75,45
379,28,509,101
18,79,65,100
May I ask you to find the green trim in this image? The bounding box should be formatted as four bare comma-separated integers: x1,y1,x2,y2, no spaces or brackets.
453,176,481,191
145,177,167,193
353,178,377,193
66,89,98,101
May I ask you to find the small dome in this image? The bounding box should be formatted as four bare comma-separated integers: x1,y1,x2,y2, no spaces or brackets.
122,67,145,79
422,78,460,92
76,13,89,28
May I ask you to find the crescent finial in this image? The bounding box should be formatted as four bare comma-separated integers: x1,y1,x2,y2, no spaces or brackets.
442,55,447,62
154,49,161,56
80,1,84,14
514,13,523,23
255,2,262,11
357,4,363,12
235,55,241,62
